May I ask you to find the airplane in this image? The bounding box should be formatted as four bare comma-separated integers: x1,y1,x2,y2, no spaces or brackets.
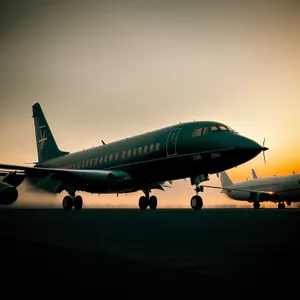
201,169,300,209
0,103,268,211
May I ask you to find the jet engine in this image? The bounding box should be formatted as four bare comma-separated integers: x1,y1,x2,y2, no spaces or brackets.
248,191,278,203
0,182,18,205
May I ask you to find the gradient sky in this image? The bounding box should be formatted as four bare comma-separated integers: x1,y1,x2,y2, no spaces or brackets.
0,1,299,208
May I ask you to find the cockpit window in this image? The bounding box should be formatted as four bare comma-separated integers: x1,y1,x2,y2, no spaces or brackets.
219,125,227,131
192,124,236,137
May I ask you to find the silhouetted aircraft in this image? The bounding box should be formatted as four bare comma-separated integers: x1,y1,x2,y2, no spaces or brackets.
201,169,300,209
0,103,268,210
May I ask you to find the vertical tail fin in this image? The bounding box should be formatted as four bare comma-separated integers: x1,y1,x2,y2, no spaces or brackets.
251,169,258,179
220,171,233,192
32,103,69,164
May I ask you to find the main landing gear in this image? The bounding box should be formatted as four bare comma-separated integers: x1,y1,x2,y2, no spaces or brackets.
190,185,204,210
138,188,157,210
62,194,83,211
253,202,260,209
278,202,285,209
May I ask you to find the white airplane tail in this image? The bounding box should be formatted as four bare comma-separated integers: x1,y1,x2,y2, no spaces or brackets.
251,169,258,179
220,171,233,192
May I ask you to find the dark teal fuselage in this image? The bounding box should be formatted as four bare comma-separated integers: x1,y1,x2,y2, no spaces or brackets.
38,121,263,194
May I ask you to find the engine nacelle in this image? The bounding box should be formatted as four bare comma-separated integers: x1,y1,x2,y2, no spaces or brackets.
0,181,18,205
71,169,132,186
247,191,278,203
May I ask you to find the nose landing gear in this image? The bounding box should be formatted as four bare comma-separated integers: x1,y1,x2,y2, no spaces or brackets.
190,185,204,210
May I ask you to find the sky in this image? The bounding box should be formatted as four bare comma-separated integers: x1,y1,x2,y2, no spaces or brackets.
0,0,299,208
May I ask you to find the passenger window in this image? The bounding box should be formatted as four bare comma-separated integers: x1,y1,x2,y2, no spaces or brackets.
133,148,137,156
203,127,209,135
82,161,85,168
150,144,154,152
122,151,126,158
99,157,103,164
211,126,219,131
192,128,202,137
109,154,113,161
115,153,118,160
86,160,89,167
138,147,142,154
144,145,148,153
94,157,98,164
156,143,160,151
104,155,108,162
90,158,93,165
127,149,131,156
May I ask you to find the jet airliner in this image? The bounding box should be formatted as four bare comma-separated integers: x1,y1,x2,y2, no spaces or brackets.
201,169,300,209
0,103,268,210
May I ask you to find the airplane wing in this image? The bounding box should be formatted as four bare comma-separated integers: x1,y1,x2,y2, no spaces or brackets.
0,163,131,193
200,184,275,195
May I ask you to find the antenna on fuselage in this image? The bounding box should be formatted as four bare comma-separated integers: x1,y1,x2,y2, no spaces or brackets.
101,140,106,145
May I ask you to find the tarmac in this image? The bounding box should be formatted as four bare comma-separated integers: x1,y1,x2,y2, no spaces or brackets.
1,208,299,293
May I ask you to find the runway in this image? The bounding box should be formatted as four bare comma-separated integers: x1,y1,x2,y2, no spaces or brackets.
1,208,299,292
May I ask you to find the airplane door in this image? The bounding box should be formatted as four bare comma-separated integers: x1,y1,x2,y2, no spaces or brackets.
166,128,181,156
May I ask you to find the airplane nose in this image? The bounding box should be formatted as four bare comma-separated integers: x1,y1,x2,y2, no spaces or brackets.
235,135,269,162
240,137,267,151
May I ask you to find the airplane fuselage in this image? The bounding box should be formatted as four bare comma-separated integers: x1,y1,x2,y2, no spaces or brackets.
225,174,300,203
36,121,263,194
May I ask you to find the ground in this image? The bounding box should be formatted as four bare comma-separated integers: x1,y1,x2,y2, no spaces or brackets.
0,208,299,294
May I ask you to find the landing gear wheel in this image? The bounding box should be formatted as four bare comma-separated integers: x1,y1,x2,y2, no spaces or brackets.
74,195,83,210
278,203,285,209
149,195,157,210
63,195,73,210
139,196,149,210
253,202,260,209
190,195,203,210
